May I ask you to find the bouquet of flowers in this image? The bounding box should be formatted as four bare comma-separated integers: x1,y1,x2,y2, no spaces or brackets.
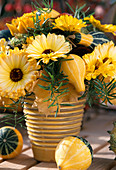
0,0,116,125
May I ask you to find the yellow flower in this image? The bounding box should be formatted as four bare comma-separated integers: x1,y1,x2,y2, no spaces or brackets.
6,11,37,35
53,15,86,33
6,9,60,36
6,11,49,35
26,33,72,64
83,41,116,80
0,48,38,99
22,36,34,49
0,38,9,53
84,15,116,35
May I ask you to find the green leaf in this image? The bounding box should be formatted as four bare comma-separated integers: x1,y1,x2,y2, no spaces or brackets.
86,12,95,18
96,86,106,94
38,83,50,90
108,82,116,92
65,2,75,13
94,79,104,88
78,4,86,12
42,18,50,26
50,0,53,9
57,78,69,83
54,82,63,92
5,122,15,126
32,1,42,9
17,117,26,123
55,104,59,117
39,77,51,82
42,73,51,80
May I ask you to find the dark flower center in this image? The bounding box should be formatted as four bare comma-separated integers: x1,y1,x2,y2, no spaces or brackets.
43,49,54,54
10,68,23,82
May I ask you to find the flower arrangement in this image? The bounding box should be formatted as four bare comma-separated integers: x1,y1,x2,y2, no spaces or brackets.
0,0,116,126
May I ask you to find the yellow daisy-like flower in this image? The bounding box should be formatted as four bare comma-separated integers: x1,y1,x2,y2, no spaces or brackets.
83,41,116,80
26,33,72,64
84,15,116,35
0,48,38,99
53,15,86,33
6,9,60,36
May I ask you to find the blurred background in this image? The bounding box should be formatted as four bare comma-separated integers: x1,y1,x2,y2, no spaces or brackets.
0,0,116,39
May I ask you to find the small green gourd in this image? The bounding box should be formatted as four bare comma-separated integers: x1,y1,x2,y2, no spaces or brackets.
108,122,116,156
0,126,23,159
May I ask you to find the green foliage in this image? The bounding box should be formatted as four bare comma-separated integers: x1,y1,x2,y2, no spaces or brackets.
32,0,53,13
108,121,116,156
79,76,116,107
0,97,24,128
0,92,33,128
65,2,95,33
38,59,71,116
28,16,53,36
66,2,94,20
28,0,54,36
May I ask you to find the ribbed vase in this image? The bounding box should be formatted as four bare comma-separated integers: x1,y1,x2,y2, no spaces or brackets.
24,94,85,162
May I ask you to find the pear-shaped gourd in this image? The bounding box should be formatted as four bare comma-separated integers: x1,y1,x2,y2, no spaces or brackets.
61,54,86,93
55,136,93,170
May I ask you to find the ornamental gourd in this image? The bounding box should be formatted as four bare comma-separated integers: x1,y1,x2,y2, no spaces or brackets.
0,126,23,159
108,122,116,155
55,136,93,170
61,54,86,93
68,31,109,48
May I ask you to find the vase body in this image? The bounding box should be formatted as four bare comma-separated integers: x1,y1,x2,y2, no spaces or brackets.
24,94,85,162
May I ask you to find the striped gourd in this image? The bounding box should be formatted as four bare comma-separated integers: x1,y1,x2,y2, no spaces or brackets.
108,122,116,154
0,30,12,40
55,136,93,170
68,31,109,49
61,54,86,93
0,126,23,159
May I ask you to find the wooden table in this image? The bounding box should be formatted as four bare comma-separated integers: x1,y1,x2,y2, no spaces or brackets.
0,107,116,170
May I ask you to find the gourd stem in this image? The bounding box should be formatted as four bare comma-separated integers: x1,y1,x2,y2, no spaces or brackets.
66,37,77,47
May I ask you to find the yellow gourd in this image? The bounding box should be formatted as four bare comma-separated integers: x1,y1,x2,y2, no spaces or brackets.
61,54,86,93
0,126,23,159
47,9,60,18
55,136,93,170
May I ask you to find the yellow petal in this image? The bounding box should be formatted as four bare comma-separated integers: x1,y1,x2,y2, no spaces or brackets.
6,23,19,36
17,21,27,34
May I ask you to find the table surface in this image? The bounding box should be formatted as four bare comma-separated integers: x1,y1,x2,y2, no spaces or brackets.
0,107,116,170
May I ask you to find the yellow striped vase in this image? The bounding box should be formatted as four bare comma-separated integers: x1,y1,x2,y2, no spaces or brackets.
24,94,86,162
